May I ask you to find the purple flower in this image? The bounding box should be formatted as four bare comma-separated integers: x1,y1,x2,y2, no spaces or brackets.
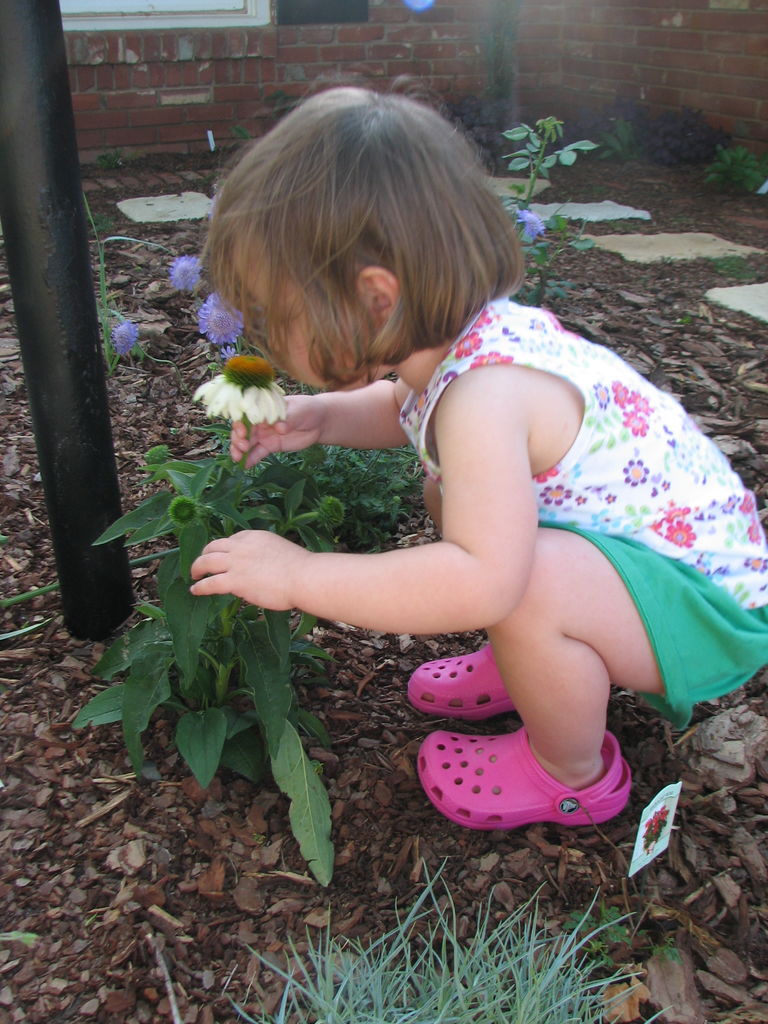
219,343,238,361
169,255,202,292
517,209,546,242
111,319,139,355
198,293,244,348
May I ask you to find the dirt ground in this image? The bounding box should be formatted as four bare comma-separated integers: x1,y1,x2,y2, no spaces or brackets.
1,150,767,1023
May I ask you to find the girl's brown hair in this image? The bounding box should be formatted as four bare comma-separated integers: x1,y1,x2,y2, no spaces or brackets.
206,86,524,387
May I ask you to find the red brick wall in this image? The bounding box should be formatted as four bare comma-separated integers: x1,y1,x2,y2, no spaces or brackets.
66,1,492,161
516,0,768,155
66,0,767,162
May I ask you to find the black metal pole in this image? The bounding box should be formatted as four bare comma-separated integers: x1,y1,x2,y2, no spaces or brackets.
0,0,133,639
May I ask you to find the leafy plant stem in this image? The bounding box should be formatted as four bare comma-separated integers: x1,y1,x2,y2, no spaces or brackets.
0,546,180,609
84,195,116,372
75,448,336,882
214,659,235,704
134,344,186,389
213,598,243,701
83,194,172,374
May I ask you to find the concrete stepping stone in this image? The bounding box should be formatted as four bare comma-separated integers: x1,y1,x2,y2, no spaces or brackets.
587,231,764,263
531,200,651,222
705,283,768,324
117,191,211,223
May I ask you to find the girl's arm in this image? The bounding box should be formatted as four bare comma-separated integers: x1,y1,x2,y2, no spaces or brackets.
315,377,412,449
193,365,549,634
232,378,410,467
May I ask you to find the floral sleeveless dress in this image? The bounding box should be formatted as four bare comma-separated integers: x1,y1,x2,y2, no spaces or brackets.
400,298,768,610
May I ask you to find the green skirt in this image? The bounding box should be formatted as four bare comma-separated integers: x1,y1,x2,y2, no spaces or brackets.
546,525,768,729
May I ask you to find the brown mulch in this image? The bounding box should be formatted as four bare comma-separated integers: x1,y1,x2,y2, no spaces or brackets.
1,152,768,1024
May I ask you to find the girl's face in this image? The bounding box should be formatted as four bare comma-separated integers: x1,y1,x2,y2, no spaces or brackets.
278,317,326,389
246,276,326,388
252,265,402,391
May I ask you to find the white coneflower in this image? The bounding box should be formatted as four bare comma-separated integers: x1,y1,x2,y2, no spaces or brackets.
193,355,287,424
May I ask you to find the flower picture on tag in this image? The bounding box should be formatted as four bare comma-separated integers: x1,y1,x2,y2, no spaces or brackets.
628,781,682,877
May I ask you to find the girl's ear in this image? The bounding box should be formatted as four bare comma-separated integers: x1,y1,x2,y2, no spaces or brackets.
356,266,400,325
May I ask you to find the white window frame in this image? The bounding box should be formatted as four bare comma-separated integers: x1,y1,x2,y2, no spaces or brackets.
60,0,271,31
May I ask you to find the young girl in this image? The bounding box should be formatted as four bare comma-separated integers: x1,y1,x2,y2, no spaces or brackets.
190,86,768,831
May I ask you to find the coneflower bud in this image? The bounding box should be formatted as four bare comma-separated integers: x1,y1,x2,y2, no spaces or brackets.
169,496,203,527
144,444,171,466
315,496,345,529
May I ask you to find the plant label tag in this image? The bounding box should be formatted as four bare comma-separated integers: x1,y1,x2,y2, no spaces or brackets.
628,781,682,877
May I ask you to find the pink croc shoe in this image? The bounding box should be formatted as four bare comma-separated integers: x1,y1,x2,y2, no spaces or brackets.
407,645,515,720
417,728,631,830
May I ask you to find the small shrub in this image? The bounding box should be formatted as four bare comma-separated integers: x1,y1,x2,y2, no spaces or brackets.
96,148,125,170
279,444,422,552
445,94,519,172
565,101,730,166
598,117,643,162
563,901,633,972
643,107,730,166
706,144,768,193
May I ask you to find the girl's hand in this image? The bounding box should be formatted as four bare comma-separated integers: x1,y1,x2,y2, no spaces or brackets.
231,394,325,467
190,530,309,609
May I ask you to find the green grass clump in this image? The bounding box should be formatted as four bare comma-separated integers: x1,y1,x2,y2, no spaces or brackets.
710,255,759,282
231,875,648,1024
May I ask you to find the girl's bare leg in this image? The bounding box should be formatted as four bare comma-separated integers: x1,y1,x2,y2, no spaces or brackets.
487,528,664,789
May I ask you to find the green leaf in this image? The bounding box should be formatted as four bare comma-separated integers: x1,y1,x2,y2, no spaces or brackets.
222,706,260,738
164,467,196,497
506,157,530,172
135,603,164,620
558,149,577,166
122,654,171,773
124,513,176,547
220,726,266,784
566,139,600,152
293,707,332,747
157,549,180,604
186,460,220,499
178,520,208,579
271,722,334,885
175,708,228,789
72,684,125,728
502,126,531,141
93,491,172,545
296,524,332,552
292,612,317,640
164,577,215,686
238,618,293,758
210,500,253,530
283,479,306,520
93,620,171,680
264,608,291,674
0,618,52,641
